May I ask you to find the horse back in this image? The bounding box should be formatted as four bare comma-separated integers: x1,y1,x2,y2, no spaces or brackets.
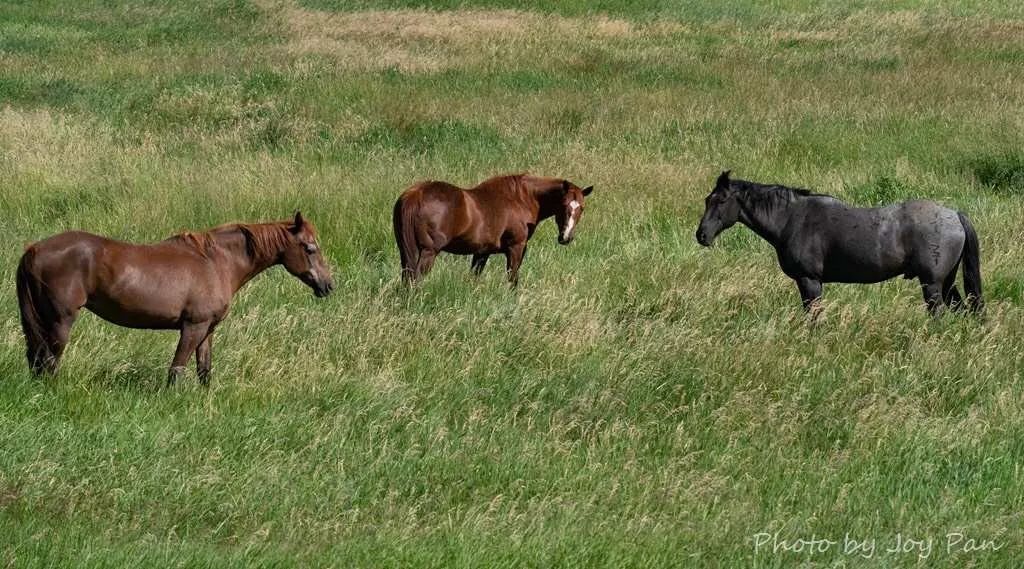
796,199,965,283
400,181,469,229
400,180,526,254
22,231,111,283
25,230,229,328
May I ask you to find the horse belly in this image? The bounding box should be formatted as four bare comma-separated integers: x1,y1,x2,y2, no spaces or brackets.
442,225,503,255
87,296,182,329
821,244,905,284
443,237,500,255
87,265,198,329
822,259,903,283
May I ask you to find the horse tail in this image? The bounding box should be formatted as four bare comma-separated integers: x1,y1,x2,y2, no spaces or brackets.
957,211,984,313
16,247,53,374
393,191,420,282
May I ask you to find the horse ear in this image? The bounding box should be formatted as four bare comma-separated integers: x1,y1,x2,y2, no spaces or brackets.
716,170,731,190
291,211,305,234
582,185,594,196
561,180,570,194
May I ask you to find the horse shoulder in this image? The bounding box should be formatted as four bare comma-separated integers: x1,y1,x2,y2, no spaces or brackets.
166,244,234,318
462,187,527,250
773,202,834,277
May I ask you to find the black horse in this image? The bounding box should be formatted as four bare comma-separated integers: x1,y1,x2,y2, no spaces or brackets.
696,171,982,314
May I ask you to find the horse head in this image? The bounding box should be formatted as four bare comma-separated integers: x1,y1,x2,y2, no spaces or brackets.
696,170,740,247
554,180,594,245
281,211,335,297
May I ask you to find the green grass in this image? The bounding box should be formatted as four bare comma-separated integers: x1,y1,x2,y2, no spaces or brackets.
2,1,1024,566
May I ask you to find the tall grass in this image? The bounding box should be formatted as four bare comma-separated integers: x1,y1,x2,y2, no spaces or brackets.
2,1,1023,566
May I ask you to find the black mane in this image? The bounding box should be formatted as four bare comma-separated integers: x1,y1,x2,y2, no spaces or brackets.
731,178,830,215
731,178,825,198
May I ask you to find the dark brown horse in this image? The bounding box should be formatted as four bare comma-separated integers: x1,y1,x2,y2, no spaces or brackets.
393,173,594,285
16,212,334,385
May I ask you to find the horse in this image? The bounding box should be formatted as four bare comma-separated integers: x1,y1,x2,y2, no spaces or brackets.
695,171,983,315
16,212,334,385
392,173,594,286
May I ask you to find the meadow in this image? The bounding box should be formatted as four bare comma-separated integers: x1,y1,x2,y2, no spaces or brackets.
2,0,1024,566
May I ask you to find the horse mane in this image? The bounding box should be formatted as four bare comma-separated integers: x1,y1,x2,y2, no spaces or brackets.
170,231,218,257
224,222,294,260
473,173,527,193
171,221,294,259
468,173,565,200
733,178,830,214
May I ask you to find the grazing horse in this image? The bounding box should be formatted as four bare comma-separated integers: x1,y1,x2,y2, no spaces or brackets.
16,212,334,385
393,173,594,285
696,171,983,314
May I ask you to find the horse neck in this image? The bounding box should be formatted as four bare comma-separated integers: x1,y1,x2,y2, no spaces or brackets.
735,187,794,245
213,225,287,291
522,178,560,222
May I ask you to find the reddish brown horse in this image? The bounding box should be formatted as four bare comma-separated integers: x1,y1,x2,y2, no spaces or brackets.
16,212,334,385
393,173,594,285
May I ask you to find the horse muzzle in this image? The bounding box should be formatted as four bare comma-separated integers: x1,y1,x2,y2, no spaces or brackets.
696,229,712,247
314,280,334,297
305,272,334,297
558,235,575,245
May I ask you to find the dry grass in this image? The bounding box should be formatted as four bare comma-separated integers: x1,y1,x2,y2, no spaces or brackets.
0,108,113,183
266,0,685,72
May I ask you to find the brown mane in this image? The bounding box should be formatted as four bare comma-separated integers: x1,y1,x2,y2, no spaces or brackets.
222,222,295,261
473,173,566,199
473,173,526,193
171,231,218,257
172,221,295,260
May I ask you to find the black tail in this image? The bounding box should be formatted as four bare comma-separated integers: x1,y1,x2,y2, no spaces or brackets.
958,211,983,313
392,194,420,283
16,248,54,374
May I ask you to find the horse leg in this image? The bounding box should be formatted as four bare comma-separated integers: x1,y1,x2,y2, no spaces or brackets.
42,313,79,375
400,263,415,285
167,321,211,387
28,308,79,376
505,243,527,287
942,268,963,310
195,328,215,387
400,247,421,284
920,280,944,316
415,249,437,280
795,277,823,314
470,254,489,276
20,271,84,375
39,286,84,375
400,247,417,284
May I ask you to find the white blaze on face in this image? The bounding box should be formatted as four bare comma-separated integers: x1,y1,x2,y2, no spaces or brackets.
563,200,580,241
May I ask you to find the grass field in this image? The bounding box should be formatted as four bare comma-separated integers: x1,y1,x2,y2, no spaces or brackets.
2,1,1024,566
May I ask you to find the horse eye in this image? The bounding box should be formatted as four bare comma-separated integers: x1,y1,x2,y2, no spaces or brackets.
303,243,317,254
